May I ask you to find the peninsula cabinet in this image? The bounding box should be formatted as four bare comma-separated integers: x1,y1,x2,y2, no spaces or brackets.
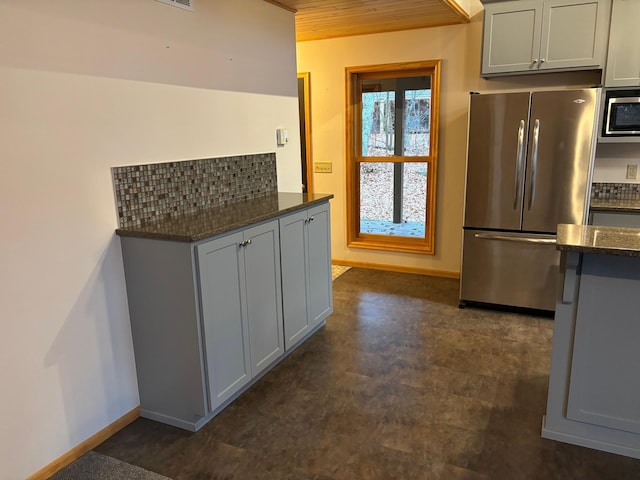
604,0,640,87
279,203,332,350
120,219,283,431
118,195,333,432
196,220,283,410
542,224,640,459
481,0,611,76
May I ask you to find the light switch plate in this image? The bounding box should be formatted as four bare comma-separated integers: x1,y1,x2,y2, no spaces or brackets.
314,162,332,173
627,164,638,180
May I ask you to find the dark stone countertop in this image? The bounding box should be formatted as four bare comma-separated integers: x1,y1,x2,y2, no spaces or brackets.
115,192,334,242
590,198,640,213
557,223,640,257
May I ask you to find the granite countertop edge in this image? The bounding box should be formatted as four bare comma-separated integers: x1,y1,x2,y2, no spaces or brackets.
115,192,334,243
556,223,640,257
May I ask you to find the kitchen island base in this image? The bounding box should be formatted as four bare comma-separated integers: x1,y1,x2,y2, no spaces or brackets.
543,226,640,459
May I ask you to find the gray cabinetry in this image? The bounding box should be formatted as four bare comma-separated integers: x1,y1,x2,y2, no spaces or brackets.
240,222,284,374
591,211,640,227
120,237,208,430
481,0,610,76
197,231,250,411
196,220,283,411
119,199,332,431
542,251,640,458
605,0,640,87
566,254,640,434
280,203,332,350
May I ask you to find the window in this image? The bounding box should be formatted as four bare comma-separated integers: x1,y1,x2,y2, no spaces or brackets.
346,60,440,254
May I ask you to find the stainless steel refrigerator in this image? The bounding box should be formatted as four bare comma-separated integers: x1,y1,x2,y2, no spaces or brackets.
459,88,600,311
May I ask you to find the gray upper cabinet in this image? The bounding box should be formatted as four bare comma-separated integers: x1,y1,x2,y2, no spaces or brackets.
280,202,332,351
481,0,611,76
604,0,640,87
482,0,543,75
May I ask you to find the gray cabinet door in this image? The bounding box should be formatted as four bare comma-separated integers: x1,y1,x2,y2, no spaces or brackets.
306,203,333,328
539,0,609,71
280,209,311,350
482,0,542,75
566,254,640,434
280,202,333,350
242,220,284,376
197,231,251,411
605,0,640,87
481,0,609,76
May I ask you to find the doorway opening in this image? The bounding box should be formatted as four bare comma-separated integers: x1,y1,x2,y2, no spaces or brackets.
297,72,313,194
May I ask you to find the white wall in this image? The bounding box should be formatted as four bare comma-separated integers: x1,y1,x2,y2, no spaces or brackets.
593,143,640,183
0,1,299,478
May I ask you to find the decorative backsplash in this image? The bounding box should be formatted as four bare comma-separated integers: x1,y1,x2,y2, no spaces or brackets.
591,183,640,201
112,153,277,228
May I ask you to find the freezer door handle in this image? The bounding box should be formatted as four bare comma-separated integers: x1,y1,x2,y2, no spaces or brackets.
515,120,525,210
528,118,540,211
474,233,556,245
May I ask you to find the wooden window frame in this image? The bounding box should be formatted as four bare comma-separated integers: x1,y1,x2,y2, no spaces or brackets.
345,60,441,254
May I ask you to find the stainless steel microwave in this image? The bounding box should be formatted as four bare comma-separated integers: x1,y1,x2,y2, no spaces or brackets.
602,89,640,137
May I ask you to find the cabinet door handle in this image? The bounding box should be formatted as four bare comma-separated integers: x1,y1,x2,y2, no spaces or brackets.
246,239,252,245
309,216,314,222
239,239,251,247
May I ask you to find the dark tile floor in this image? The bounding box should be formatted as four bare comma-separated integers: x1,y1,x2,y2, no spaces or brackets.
95,268,640,479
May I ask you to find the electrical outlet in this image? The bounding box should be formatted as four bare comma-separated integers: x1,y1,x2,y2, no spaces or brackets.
627,164,638,180
314,162,332,173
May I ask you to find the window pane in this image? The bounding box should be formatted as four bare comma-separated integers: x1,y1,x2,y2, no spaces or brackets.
361,76,431,158
361,90,395,156
359,162,427,237
403,90,430,156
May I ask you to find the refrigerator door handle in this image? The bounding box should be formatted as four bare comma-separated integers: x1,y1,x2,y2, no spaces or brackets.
528,119,540,210
474,233,556,245
514,120,525,210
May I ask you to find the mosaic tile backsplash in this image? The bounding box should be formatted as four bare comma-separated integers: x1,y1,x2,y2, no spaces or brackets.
591,183,640,201
113,153,277,228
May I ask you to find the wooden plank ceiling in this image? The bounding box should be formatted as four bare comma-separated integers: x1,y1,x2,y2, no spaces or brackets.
265,0,470,42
